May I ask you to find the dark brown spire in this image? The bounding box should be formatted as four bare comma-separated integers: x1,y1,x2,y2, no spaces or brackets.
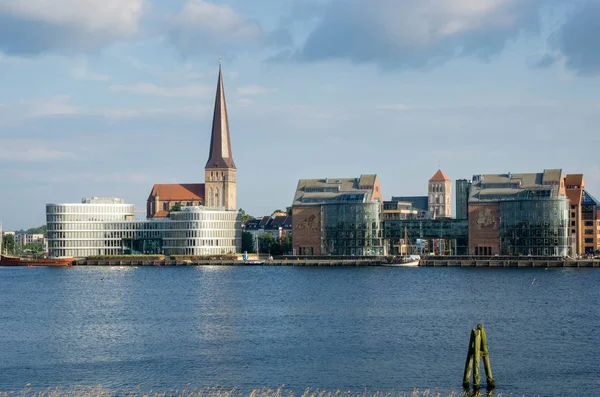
205,64,236,169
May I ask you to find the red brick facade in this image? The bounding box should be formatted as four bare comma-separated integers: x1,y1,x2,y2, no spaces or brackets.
292,207,322,255
468,203,500,255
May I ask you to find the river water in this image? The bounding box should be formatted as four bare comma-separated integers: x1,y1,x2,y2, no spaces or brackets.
0,266,598,396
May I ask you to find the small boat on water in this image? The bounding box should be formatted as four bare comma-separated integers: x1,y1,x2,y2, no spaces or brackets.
382,255,420,267
0,255,74,267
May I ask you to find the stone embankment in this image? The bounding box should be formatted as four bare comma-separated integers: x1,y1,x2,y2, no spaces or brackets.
420,255,599,268
76,256,600,267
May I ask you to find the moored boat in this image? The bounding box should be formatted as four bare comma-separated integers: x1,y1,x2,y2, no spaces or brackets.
382,254,421,267
0,255,74,267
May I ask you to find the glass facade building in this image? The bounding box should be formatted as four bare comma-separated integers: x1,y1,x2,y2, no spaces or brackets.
322,202,384,256
383,219,469,255
46,198,241,258
499,197,570,256
455,179,471,220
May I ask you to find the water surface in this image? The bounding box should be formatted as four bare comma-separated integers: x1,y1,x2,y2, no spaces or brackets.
0,266,598,396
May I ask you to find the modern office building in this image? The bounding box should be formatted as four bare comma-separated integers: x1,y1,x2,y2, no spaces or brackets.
292,175,384,256
428,169,452,218
468,169,569,256
384,218,469,255
47,66,242,258
455,179,471,220
46,198,240,258
391,196,428,212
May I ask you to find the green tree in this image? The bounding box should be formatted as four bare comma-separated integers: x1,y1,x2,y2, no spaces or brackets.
170,202,182,212
257,233,293,257
242,231,255,253
2,234,15,255
258,233,276,254
238,208,253,224
286,206,292,216
22,243,45,257
26,225,47,236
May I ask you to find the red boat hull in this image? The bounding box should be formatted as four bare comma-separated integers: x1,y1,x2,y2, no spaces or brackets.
0,255,74,267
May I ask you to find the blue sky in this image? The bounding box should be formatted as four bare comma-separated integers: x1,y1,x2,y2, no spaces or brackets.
1,0,600,230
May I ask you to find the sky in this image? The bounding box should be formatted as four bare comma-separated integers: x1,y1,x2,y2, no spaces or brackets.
1,0,600,230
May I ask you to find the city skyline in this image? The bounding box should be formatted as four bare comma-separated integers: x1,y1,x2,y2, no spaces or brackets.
2,0,600,229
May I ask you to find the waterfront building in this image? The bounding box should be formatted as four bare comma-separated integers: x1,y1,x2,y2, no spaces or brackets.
383,218,469,255
455,179,471,220
292,175,384,256
146,64,237,218
47,66,242,258
47,197,240,258
428,169,452,219
391,196,428,212
564,174,585,255
383,201,419,220
581,190,600,254
244,215,292,248
468,169,569,256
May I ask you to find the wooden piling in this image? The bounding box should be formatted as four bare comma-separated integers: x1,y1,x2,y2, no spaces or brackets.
478,323,495,388
463,324,495,390
473,328,482,388
462,329,475,388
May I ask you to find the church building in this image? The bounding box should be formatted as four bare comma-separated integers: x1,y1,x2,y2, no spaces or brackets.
147,65,237,218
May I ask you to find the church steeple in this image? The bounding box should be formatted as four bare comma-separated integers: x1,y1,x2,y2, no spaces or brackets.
206,64,236,169
204,64,237,211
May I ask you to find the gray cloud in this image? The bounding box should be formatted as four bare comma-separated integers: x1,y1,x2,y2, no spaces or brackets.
551,2,600,76
0,0,144,55
284,0,546,69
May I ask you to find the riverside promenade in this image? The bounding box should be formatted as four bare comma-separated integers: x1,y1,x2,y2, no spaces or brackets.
75,255,600,267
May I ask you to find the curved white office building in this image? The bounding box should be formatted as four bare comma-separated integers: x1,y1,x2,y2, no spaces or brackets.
47,197,242,258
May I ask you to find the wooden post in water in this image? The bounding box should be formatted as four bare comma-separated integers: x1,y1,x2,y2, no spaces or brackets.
478,323,495,388
462,329,476,388
462,324,495,390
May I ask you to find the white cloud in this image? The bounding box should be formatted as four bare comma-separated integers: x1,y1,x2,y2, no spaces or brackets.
0,0,144,35
167,0,263,54
0,140,79,162
25,96,79,118
109,83,212,97
71,60,111,81
0,0,145,54
49,172,153,184
101,105,209,119
236,85,277,96
175,0,261,40
375,104,412,111
235,98,254,107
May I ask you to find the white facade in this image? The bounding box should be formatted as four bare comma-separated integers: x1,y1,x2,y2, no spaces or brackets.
47,198,241,258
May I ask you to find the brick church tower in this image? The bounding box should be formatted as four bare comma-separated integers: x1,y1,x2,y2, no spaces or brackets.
205,64,237,210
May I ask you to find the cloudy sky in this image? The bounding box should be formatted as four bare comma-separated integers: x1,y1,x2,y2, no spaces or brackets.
1,0,600,229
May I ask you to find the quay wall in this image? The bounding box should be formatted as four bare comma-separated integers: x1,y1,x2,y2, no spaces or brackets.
75,256,600,267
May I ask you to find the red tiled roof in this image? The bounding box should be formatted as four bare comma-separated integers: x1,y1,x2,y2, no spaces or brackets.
147,183,205,202
153,210,169,218
429,169,450,182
